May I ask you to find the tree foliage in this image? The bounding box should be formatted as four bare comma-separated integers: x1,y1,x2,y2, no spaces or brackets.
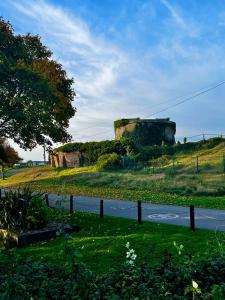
0,18,75,149
0,138,21,166
56,140,128,163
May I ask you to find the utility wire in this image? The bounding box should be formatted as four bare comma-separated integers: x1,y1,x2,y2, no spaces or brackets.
144,80,225,118
71,79,225,136
72,79,225,141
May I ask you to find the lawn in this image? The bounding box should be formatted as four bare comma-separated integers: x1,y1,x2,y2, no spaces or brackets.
1,211,223,274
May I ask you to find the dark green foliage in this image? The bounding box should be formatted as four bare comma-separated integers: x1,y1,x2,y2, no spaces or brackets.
56,140,128,163
56,137,225,167
0,188,50,231
135,145,175,162
0,18,75,149
0,138,21,166
114,118,176,147
96,153,121,171
1,245,225,299
114,118,131,129
0,244,97,300
26,197,50,230
135,137,225,163
174,137,225,154
124,121,175,146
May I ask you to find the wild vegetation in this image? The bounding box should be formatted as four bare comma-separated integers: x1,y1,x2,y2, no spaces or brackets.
0,188,50,231
2,138,225,209
1,210,225,299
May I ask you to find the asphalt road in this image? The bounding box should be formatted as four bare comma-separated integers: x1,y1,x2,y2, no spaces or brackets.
46,193,225,232
2,188,225,231
3,168,28,176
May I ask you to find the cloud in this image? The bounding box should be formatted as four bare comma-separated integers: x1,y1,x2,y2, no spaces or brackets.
11,0,131,142
160,0,186,29
2,0,225,160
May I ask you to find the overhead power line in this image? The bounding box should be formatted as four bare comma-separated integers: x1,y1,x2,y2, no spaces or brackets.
144,80,225,118
72,79,225,141
71,79,225,136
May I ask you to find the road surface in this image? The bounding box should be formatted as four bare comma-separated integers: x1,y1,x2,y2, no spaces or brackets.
2,188,225,231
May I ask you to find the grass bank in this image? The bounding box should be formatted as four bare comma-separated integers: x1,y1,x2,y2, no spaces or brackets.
1,166,225,209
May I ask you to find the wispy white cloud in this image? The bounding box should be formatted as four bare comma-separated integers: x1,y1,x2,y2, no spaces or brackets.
160,0,186,29
3,0,225,160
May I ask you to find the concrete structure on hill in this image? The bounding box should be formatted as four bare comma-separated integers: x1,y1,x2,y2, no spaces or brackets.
114,118,176,146
49,117,176,168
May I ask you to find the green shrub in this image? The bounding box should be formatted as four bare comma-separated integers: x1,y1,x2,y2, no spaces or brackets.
2,246,225,299
0,243,96,300
56,140,128,163
96,153,121,171
0,188,50,231
26,196,50,229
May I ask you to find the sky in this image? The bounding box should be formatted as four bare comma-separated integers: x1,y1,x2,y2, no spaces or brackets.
1,0,225,161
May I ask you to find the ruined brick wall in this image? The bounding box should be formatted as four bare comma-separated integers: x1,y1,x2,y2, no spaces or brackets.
49,151,89,168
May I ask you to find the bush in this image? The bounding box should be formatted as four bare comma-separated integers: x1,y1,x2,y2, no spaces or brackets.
2,246,225,299
26,196,50,230
0,188,50,231
96,153,121,171
56,140,128,163
0,244,97,300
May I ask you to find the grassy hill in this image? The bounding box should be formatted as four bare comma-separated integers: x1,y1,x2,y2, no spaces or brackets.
1,138,225,209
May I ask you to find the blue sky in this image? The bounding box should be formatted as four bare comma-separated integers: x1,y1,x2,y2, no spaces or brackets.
1,0,225,160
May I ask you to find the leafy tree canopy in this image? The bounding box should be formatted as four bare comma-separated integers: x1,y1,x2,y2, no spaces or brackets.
0,18,76,149
0,138,21,166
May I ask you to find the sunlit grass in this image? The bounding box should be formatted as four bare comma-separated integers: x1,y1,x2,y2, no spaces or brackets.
2,142,225,209
2,211,224,274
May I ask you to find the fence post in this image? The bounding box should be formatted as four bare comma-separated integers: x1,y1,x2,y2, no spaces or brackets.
45,194,49,207
196,156,199,173
100,200,104,218
190,205,195,231
70,195,74,213
0,188,1,200
138,201,142,224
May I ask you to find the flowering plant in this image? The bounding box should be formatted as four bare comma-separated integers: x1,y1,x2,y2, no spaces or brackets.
125,242,137,266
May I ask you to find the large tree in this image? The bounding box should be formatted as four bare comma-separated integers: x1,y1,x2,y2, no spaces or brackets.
0,18,76,149
0,138,21,166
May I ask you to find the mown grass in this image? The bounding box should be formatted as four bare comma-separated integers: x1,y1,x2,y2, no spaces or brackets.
2,211,224,274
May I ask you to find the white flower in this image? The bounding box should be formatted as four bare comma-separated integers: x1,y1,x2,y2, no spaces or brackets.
192,280,198,289
126,242,130,248
127,260,134,266
131,254,137,260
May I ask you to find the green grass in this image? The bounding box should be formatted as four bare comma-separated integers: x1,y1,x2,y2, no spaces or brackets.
2,165,225,209
2,141,225,210
2,211,224,274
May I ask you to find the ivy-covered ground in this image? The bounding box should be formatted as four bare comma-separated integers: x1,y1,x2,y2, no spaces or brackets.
1,211,224,274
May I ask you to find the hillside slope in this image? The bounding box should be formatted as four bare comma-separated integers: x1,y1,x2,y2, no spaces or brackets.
1,140,225,209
